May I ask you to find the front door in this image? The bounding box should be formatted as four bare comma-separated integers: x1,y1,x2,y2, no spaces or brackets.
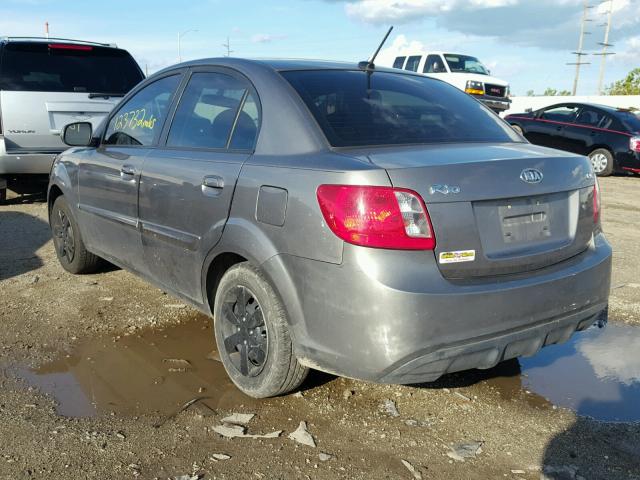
77,73,183,272
138,69,260,301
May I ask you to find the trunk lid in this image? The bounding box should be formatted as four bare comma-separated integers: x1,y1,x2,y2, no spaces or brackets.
357,143,596,278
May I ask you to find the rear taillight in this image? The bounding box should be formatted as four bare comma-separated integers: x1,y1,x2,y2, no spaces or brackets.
593,180,601,224
316,185,435,250
630,136,640,153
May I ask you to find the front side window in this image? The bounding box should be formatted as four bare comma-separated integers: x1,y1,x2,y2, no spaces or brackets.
444,54,489,75
540,105,579,123
423,54,446,73
166,72,256,150
281,70,520,148
103,74,181,146
404,56,422,72
0,42,143,93
392,56,406,69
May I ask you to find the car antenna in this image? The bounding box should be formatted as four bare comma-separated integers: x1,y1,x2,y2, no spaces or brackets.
359,26,393,72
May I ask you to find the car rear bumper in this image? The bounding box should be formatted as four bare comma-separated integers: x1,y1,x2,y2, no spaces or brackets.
263,233,612,383
0,139,59,174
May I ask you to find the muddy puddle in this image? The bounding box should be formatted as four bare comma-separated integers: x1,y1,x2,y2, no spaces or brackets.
471,323,640,423
14,314,254,417
13,315,640,423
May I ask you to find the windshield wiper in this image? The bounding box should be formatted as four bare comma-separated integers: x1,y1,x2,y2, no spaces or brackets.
88,92,126,99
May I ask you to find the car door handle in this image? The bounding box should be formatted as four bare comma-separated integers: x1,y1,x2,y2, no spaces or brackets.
555,126,563,131
202,175,224,189
120,165,136,177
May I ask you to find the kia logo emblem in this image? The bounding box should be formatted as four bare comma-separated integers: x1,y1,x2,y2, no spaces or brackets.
520,168,543,184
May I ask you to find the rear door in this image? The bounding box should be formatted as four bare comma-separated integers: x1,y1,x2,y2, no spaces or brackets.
77,72,183,272
0,41,143,153
138,68,259,301
564,107,610,155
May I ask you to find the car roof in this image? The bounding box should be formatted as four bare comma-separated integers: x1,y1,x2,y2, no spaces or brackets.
169,57,409,75
0,36,118,48
539,101,636,114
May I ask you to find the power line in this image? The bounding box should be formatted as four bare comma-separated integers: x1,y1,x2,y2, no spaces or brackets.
567,0,593,96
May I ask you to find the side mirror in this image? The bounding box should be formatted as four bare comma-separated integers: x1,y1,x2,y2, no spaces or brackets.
62,122,93,147
525,108,533,113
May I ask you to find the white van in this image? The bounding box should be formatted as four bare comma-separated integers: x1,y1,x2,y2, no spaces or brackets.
389,52,511,113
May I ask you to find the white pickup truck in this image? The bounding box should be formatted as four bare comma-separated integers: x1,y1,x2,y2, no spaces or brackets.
388,52,511,113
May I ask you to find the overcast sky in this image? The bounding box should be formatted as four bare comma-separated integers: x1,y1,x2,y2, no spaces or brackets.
1,0,639,95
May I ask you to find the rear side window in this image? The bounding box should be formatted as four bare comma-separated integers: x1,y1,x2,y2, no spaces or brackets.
404,55,422,72
281,70,520,148
103,74,181,146
167,72,258,150
392,56,406,69
0,42,143,93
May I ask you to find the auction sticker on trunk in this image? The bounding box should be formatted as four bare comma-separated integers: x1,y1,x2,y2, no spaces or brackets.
439,250,476,264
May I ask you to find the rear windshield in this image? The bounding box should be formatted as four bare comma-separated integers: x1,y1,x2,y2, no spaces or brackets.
0,42,143,93
281,70,519,147
615,110,640,133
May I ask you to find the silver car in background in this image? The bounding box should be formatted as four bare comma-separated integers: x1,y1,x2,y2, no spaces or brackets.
49,59,611,398
0,37,144,200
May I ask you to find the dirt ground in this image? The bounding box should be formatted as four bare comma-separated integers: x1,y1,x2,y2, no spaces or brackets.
0,176,639,480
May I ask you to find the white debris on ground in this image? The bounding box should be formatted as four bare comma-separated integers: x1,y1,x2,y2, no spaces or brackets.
447,441,484,462
288,421,316,448
382,399,400,417
401,459,423,479
221,413,255,426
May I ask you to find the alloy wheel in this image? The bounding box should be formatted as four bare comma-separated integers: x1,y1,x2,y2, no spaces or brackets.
590,152,609,174
52,208,76,263
220,285,268,377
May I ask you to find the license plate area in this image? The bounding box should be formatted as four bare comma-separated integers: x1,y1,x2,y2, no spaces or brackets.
499,199,551,244
473,191,577,260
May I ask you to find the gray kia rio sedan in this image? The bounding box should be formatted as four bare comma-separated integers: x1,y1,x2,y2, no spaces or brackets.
48,58,612,398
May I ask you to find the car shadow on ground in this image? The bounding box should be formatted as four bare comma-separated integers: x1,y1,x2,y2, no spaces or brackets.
541,395,640,479
0,211,50,281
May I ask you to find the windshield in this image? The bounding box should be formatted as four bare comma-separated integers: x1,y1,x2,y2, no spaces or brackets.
281,70,520,148
444,54,489,75
0,42,144,93
616,110,640,133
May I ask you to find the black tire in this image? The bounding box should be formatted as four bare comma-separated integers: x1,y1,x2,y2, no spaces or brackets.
50,196,102,274
213,262,308,398
510,124,524,135
589,148,614,177
0,188,6,203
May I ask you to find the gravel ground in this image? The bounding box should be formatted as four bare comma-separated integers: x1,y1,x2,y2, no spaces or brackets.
0,176,638,480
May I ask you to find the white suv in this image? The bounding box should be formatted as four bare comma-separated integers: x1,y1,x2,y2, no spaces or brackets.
389,52,511,114
0,37,144,200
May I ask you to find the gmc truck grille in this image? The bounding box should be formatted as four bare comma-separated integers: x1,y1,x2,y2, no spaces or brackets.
485,84,506,98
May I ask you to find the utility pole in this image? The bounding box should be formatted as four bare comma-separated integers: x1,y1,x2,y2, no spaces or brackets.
568,0,593,96
222,36,234,57
44,21,50,39
594,0,615,95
